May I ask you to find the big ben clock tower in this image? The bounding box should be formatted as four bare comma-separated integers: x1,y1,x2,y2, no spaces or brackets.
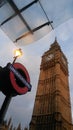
29,39,73,130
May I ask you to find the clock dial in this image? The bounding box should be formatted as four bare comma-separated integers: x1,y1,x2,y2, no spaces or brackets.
46,54,54,61
62,56,66,65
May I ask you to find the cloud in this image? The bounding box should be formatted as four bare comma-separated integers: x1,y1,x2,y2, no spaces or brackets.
54,18,73,42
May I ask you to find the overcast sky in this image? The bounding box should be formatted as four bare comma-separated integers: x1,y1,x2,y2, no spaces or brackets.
0,18,73,129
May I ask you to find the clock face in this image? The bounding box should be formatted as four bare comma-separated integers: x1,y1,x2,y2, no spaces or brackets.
46,54,54,61
62,56,66,65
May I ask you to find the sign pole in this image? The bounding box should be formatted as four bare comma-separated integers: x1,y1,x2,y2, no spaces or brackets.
0,95,12,124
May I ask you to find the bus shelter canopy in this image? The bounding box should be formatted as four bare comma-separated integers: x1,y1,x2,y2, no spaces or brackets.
0,0,73,45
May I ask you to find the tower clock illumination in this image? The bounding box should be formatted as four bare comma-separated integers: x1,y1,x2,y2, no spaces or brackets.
62,56,67,65
46,53,54,61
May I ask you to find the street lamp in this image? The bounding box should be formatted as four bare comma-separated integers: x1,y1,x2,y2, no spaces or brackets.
13,48,22,64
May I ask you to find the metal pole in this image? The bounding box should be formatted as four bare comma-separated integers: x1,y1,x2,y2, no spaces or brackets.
12,56,17,64
0,95,12,124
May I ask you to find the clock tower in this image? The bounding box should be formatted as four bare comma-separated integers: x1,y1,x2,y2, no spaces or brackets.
29,39,73,130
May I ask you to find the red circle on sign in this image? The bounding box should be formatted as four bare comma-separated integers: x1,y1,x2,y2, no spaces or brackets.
10,63,30,95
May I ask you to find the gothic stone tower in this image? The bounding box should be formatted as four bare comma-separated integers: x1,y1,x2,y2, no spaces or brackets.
29,39,73,130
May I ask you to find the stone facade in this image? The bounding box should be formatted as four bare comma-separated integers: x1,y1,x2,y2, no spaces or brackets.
29,39,73,130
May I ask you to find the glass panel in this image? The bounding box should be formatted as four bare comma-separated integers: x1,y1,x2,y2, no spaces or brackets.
13,0,33,10
1,16,28,41
40,0,73,27
0,2,15,24
21,2,48,29
16,25,52,46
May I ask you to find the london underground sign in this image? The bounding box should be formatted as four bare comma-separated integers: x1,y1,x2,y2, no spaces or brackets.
7,62,32,95
0,62,32,96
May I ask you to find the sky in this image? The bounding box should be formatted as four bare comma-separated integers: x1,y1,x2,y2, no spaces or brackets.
0,18,73,129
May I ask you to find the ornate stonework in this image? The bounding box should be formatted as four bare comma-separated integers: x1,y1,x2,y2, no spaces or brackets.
29,39,73,130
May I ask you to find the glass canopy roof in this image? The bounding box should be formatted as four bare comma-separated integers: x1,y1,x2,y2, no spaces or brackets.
0,0,73,45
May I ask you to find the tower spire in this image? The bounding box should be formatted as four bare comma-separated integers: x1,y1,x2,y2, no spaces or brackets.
54,36,59,45
55,36,57,42
49,37,61,51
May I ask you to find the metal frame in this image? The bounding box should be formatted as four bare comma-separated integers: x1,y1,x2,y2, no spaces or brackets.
0,0,53,42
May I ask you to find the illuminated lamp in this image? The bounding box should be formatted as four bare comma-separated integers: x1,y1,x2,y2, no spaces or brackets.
13,48,22,64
